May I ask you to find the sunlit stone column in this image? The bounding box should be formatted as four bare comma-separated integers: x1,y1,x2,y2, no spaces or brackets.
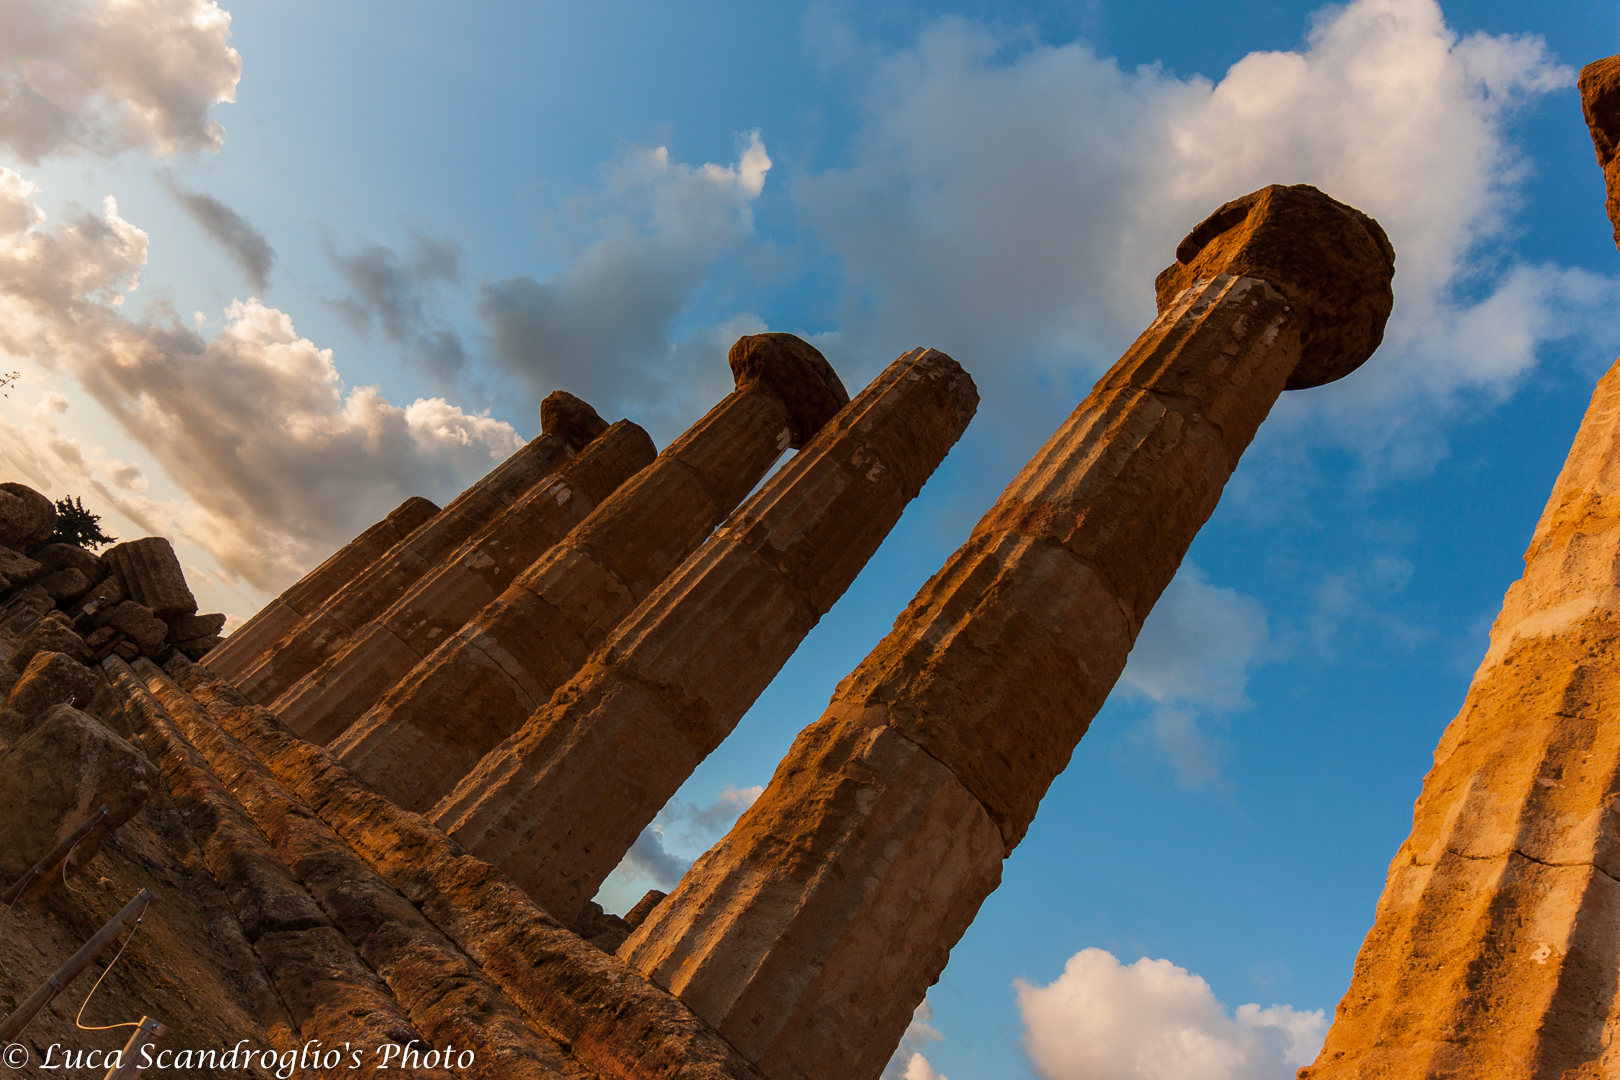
272,417,658,744
203,495,439,679
229,392,613,705
620,185,1396,1080
1300,60,1620,1080
328,333,849,795
427,346,978,918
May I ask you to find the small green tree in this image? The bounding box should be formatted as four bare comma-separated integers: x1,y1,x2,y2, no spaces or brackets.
33,496,117,553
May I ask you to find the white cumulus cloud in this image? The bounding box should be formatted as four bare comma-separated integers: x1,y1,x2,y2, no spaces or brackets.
1016,949,1325,1080
0,0,241,162
800,0,1597,469
0,167,524,593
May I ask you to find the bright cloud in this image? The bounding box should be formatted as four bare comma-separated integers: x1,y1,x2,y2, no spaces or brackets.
0,0,241,162
1016,949,1326,1080
0,168,524,593
801,0,1595,467
1119,564,1272,787
478,131,773,438
881,999,952,1080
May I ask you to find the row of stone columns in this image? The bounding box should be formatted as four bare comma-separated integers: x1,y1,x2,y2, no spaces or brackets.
614,184,1395,1080
228,391,620,706
203,494,439,678
427,345,979,921
272,416,659,744
321,335,849,805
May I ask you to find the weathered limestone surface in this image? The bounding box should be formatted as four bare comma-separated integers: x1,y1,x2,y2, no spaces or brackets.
170,657,771,1080
204,494,440,679
103,535,197,619
7,649,101,719
231,392,614,706
329,333,849,804
273,418,657,744
123,656,593,1080
105,658,451,1080
429,347,978,920
1582,55,1620,253
1300,357,1620,1080
0,703,155,888
620,185,1395,1080
0,481,54,548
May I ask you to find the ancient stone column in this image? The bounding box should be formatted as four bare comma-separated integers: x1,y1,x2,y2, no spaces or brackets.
421,347,977,918
1298,59,1620,1080
325,333,849,792
229,392,613,705
202,496,438,679
618,185,1395,1080
272,417,657,744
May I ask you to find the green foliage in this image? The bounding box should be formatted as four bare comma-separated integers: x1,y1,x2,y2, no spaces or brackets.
34,496,117,553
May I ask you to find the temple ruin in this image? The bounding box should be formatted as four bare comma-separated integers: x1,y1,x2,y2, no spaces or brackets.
0,50,1617,1080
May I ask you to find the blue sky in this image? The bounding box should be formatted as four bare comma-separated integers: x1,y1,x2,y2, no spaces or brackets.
0,1,1616,1077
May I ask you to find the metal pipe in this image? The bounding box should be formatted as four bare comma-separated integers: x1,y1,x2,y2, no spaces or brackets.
104,1015,166,1080
0,889,153,1041
0,805,110,906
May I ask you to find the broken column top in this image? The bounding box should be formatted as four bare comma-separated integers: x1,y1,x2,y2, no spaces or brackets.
539,390,610,450
1154,183,1395,390
1581,55,1620,253
728,332,850,448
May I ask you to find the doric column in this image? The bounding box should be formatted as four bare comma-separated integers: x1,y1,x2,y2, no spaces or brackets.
426,347,978,918
272,418,657,744
229,392,612,704
202,495,438,678
619,185,1395,1080
326,333,849,801
1300,60,1620,1080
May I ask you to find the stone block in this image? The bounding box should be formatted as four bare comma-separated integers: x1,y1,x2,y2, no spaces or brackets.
167,611,227,643
36,567,90,603
0,704,155,890
84,626,117,650
103,601,170,656
0,546,42,590
103,536,196,619
7,650,101,720
32,543,107,582
0,483,54,549
75,573,125,619
9,619,90,669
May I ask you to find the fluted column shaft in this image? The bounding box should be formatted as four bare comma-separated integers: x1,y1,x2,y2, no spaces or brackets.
329,334,849,809
231,394,610,705
271,420,657,744
427,347,978,920
204,495,438,678
1303,360,1620,1079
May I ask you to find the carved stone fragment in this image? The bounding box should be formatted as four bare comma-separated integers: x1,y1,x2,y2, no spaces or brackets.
103,536,197,620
